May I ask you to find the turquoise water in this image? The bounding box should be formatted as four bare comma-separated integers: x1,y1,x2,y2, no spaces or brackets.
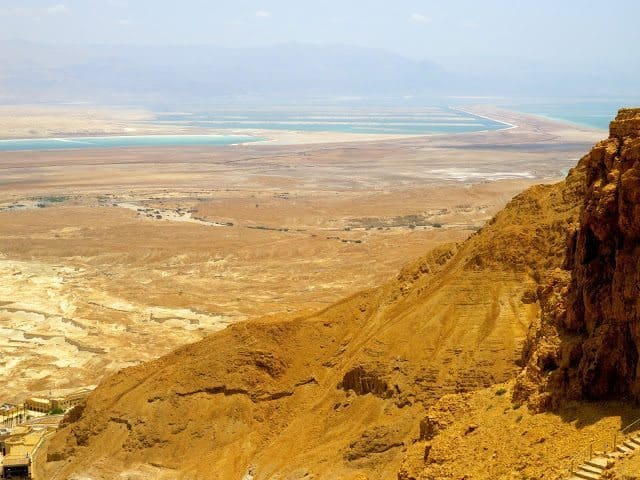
0,134,261,152
507,100,640,130
153,107,509,135
10,102,628,152
0,107,510,152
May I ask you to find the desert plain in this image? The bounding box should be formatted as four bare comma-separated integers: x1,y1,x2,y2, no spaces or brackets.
0,106,603,402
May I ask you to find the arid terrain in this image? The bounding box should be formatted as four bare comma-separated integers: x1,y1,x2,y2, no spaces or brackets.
34,108,640,480
0,107,603,404
2,1,638,478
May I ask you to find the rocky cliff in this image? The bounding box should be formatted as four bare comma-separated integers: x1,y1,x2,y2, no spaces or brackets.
515,108,640,408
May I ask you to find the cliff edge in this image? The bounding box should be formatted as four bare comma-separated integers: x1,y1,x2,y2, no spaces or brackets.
516,108,640,408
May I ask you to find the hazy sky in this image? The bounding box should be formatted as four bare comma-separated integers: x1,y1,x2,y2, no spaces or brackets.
1,0,639,72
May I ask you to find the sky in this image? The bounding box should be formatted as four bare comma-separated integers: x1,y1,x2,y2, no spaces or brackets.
1,0,639,73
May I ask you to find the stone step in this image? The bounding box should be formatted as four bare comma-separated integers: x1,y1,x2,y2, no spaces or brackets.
629,437,640,446
573,468,601,480
605,451,623,460
623,440,638,450
578,464,603,475
585,457,609,469
616,444,632,454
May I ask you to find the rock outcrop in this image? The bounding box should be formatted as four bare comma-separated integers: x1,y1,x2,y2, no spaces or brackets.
516,108,640,408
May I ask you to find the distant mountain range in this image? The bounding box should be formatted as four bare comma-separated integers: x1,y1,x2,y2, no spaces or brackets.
0,41,637,105
0,42,451,104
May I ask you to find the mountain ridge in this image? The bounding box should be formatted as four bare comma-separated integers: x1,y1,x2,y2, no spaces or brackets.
2,41,638,103
0,42,449,102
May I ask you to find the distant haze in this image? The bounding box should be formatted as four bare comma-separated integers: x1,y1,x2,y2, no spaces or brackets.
0,0,639,103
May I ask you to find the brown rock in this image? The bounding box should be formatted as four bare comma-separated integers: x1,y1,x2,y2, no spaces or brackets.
464,424,478,435
516,108,640,405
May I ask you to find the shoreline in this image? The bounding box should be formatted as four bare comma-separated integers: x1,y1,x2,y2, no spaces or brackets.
241,105,604,146
506,109,608,132
0,133,262,142
449,106,518,131
0,133,265,153
0,105,605,151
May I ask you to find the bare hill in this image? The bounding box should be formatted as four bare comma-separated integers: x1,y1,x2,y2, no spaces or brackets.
39,137,590,479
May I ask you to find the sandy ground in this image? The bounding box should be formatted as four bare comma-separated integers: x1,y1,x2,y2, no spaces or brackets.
0,106,604,401
0,106,157,139
399,380,640,480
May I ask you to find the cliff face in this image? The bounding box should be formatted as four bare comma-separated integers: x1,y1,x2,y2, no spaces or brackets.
516,108,640,407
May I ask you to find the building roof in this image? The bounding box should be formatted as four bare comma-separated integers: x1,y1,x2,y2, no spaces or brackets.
26,397,49,403
1,456,30,467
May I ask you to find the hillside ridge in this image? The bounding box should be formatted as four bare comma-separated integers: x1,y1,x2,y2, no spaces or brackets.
38,112,621,479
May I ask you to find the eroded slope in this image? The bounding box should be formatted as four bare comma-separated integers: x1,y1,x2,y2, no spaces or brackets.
39,153,587,479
